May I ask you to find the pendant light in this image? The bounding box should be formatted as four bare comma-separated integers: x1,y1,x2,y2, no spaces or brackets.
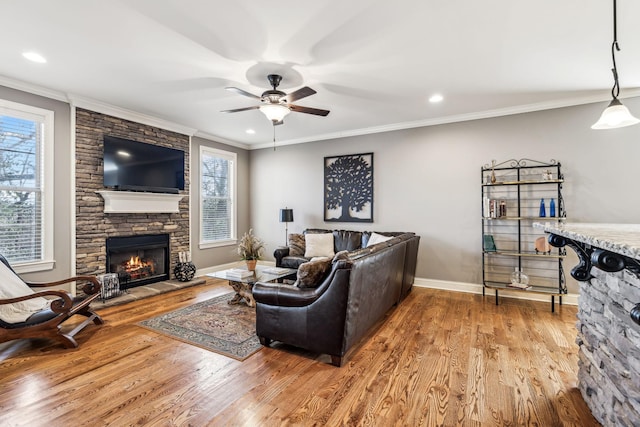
592,0,639,129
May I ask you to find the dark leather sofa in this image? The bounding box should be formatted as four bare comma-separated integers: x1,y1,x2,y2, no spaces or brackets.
253,229,420,366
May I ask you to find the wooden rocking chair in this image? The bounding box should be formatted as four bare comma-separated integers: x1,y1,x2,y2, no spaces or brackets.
0,254,104,349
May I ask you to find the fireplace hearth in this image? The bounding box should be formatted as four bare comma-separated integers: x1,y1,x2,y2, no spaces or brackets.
106,234,170,289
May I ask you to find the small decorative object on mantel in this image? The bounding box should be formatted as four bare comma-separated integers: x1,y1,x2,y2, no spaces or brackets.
237,229,265,271
174,251,196,282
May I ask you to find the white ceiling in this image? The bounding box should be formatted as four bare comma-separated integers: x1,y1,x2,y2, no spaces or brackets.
1,0,640,148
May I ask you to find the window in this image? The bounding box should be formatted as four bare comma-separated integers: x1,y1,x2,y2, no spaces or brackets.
199,146,236,248
0,100,54,271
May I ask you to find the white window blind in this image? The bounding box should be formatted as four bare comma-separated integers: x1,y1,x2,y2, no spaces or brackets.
200,147,236,247
0,101,53,267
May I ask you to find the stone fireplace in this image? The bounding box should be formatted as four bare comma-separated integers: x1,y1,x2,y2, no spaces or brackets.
75,108,190,294
106,234,170,289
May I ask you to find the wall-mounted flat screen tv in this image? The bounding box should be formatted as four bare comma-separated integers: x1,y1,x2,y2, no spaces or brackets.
103,136,185,194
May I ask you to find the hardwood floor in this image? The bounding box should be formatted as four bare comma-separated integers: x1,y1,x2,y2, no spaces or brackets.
0,280,599,426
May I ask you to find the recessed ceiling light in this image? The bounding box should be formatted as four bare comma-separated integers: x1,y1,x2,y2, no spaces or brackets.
246,129,256,134
429,94,443,103
22,51,47,63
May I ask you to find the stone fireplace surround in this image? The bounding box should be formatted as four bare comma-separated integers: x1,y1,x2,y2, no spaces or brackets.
75,108,190,294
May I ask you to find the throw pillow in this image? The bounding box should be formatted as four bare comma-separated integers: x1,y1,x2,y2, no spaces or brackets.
366,232,393,247
295,257,333,288
304,233,335,258
288,233,306,257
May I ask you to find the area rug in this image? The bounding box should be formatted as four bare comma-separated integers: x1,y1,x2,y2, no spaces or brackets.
138,292,261,361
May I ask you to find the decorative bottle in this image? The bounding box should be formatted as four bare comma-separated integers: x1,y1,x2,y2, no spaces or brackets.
549,198,556,217
539,198,546,217
510,267,530,288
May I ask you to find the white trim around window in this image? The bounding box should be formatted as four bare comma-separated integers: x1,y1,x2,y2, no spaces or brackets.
199,146,237,249
0,99,55,273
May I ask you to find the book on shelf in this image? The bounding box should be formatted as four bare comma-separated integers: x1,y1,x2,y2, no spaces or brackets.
483,234,497,252
225,269,253,279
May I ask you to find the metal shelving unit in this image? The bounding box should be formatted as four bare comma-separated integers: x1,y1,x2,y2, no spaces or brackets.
481,159,567,312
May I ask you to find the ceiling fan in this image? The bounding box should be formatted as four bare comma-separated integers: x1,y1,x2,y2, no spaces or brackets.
221,74,330,125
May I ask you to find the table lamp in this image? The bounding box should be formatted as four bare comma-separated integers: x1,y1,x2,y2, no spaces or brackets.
279,208,293,245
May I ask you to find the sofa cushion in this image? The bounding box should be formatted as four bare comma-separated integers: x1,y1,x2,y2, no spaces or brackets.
304,233,335,258
295,258,333,288
280,256,310,269
366,232,393,247
333,230,363,252
288,233,306,257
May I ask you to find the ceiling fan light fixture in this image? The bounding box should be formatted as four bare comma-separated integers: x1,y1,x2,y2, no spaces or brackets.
592,0,639,130
591,98,640,129
259,103,291,122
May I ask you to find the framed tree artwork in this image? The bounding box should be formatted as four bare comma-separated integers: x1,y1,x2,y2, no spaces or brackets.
324,152,374,222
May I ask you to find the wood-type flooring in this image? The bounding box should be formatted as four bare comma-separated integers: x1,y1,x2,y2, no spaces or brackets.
0,279,599,426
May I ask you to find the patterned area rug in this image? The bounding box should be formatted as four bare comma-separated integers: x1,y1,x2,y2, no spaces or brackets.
138,292,261,361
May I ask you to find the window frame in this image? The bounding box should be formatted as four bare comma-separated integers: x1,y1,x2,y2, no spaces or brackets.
0,99,55,273
198,145,237,249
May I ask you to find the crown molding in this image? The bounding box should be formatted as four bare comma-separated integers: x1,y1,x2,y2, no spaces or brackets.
251,90,640,150
193,131,250,150
67,95,197,137
4,73,640,150
0,74,198,136
0,75,68,102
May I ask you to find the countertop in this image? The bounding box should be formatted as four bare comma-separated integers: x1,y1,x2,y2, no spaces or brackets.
534,222,640,261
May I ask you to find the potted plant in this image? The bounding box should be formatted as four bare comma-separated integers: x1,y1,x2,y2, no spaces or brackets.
237,229,265,271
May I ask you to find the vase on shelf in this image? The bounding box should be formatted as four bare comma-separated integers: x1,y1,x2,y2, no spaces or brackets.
510,268,529,286
539,198,546,217
550,198,556,217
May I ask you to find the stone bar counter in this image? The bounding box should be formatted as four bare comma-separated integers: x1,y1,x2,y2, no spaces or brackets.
534,222,640,426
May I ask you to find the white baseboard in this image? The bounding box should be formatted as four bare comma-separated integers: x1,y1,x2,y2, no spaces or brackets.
194,266,579,306
413,277,579,306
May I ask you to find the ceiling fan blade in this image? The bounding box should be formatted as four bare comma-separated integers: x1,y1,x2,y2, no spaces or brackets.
289,104,330,116
225,87,261,99
283,86,316,103
220,106,260,113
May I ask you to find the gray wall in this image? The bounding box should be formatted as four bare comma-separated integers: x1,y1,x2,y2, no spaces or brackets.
190,135,251,270
0,86,73,281
3,80,639,294
249,98,640,294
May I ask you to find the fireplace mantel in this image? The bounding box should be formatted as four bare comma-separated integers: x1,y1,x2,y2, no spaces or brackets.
97,190,184,213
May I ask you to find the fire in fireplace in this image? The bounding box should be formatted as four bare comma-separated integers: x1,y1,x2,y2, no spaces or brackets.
106,234,170,289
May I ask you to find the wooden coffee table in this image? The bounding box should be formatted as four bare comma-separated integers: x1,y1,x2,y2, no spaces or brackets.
208,265,297,307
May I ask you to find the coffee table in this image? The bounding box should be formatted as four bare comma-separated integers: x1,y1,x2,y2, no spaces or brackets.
207,265,297,307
